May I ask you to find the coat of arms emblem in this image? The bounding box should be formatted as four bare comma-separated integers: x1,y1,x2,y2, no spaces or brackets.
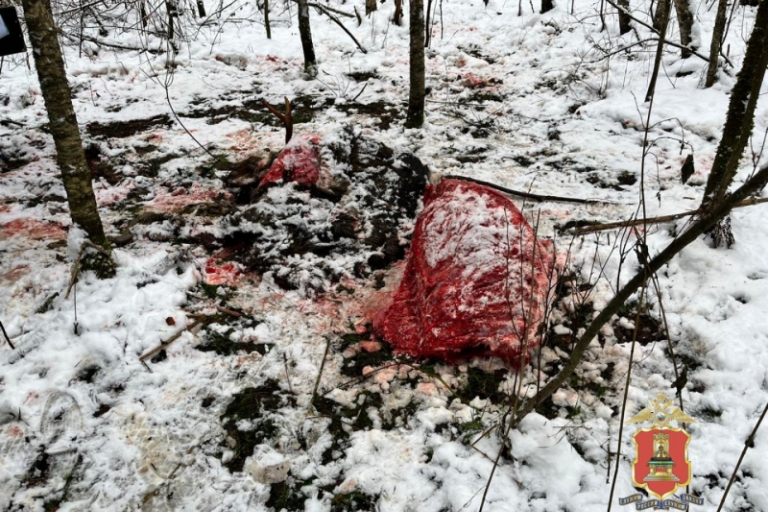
620,394,704,509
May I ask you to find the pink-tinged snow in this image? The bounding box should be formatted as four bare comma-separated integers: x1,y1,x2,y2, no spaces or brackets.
143,183,233,213
1,0,768,510
375,179,556,364
202,258,243,286
0,218,66,241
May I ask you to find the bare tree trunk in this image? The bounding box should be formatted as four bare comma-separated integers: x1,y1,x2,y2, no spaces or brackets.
166,0,178,53
394,0,403,25
196,0,206,17
264,0,271,39
616,0,631,34
645,0,669,102
365,0,377,15
20,0,110,254
652,0,669,31
405,0,425,128
701,0,768,245
425,0,432,46
672,0,695,58
541,0,554,13
705,0,728,87
296,0,317,76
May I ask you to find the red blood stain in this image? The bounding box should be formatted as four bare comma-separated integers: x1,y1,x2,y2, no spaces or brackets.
258,134,322,189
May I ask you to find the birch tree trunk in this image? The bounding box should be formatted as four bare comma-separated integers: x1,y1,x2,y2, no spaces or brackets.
21,0,110,252
405,0,425,128
296,0,317,77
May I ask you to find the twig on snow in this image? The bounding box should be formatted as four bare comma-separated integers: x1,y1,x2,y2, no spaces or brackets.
139,319,202,362
444,174,618,205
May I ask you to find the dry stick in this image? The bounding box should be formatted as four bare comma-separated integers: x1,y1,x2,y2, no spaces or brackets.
717,400,768,512
0,320,15,350
570,196,768,235
65,241,113,299
215,305,242,317
444,174,617,205
139,319,202,362
283,353,295,394
308,2,368,54
262,97,293,144
607,285,647,512
514,159,768,426
309,336,331,409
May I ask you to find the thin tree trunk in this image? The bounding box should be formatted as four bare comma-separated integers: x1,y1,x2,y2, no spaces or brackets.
645,0,669,102
425,0,432,46
541,0,554,13
394,0,403,25
616,0,631,35
264,0,271,39
705,0,729,87
365,0,377,15
672,0,695,58
196,0,206,17
405,0,425,128
652,0,669,31
701,0,768,245
166,0,178,53
20,0,110,252
296,0,317,76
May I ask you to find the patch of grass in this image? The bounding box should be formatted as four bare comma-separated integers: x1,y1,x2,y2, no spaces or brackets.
330,491,377,512
266,478,315,511
196,320,271,356
36,292,59,314
219,380,284,473
456,367,508,404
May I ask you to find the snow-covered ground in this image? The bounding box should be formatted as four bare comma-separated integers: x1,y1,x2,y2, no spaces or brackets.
2,0,768,509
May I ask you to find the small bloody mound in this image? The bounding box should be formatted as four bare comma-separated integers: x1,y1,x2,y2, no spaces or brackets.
257,134,322,189
374,178,555,365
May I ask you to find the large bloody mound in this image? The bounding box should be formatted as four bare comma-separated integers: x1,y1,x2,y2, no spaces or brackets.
374,178,556,365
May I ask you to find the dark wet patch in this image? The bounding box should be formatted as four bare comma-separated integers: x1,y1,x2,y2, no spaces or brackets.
184,94,334,126
219,379,287,473
334,100,402,130
86,114,173,138
613,312,663,346
455,367,508,404
195,318,271,356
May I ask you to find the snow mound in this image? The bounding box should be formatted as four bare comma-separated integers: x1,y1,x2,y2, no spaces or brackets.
375,178,556,365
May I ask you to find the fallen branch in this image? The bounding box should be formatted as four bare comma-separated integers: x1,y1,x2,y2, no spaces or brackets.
139,319,202,362
568,196,768,235
307,2,368,54
0,319,14,350
513,160,768,426
263,97,293,144
444,174,618,205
